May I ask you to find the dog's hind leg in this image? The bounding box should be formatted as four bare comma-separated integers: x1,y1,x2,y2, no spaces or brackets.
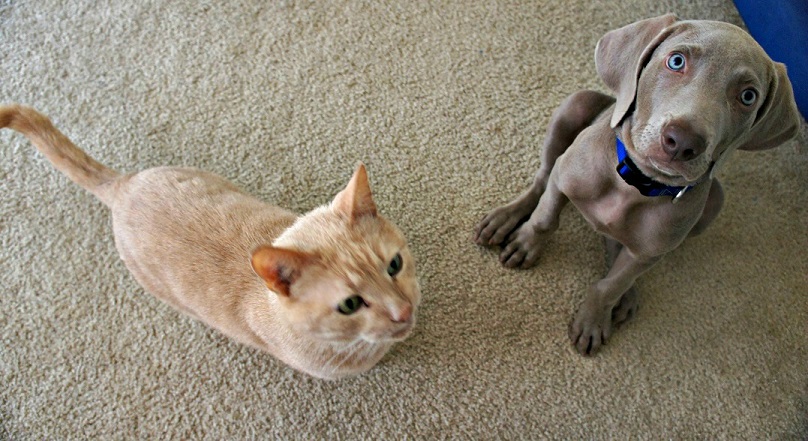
474,90,615,246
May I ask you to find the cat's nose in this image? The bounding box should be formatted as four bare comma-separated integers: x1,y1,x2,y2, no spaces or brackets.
391,304,413,323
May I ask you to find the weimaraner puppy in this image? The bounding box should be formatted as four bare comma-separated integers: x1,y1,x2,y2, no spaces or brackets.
474,14,800,356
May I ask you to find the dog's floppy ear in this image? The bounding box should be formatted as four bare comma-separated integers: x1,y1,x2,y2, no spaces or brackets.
595,13,678,128
738,62,801,151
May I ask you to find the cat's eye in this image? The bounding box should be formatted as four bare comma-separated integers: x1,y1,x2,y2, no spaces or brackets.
666,52,686,72
387,253,402,277
337,295,365,315
739,88,757,106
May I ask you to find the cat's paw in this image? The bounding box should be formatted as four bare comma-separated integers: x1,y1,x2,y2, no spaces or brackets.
498,223,546,269
568,297,614,356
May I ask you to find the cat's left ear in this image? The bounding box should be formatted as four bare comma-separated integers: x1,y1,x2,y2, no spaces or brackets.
332,162,377,220
251,245,316,297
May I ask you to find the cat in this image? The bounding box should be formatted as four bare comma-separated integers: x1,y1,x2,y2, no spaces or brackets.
0,104,420,380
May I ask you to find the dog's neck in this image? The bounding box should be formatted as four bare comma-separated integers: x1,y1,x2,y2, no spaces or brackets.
614,135,696,203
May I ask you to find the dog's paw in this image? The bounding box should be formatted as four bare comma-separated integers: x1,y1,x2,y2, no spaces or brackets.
473,204,530,246
611,287,639,327
568,298,614,356
498,223,545,269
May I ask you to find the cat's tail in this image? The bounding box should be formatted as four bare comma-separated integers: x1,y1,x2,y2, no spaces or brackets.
0,104,120,205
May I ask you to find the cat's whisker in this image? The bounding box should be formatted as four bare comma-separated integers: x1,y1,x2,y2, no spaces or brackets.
322,344,349,369
352,341,377,370
323,339,361,373
330,339,372,377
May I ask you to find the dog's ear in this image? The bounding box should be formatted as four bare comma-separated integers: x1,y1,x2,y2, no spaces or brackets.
595,13,678,128
738,62,801,151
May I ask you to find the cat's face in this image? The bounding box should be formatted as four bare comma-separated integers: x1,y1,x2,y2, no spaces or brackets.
251,164,420,345
276,214,418,344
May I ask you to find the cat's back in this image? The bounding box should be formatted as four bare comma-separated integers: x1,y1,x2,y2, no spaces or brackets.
109,166,297,334
110,166,295,235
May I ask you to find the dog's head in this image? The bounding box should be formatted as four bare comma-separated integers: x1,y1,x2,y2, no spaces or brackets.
596,14,800,187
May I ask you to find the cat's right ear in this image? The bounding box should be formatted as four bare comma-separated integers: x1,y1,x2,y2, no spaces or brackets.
332,162,378,220
251,246,315,297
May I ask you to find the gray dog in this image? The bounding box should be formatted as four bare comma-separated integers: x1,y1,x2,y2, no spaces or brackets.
474,14,800,355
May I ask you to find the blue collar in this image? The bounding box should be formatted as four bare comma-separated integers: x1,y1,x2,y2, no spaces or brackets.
615,136,692,202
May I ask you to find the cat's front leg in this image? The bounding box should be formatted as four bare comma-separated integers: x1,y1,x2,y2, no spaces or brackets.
498,176,568,269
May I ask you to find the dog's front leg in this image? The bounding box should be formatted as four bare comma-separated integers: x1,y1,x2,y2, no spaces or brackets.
473,173,545,247
569,245,661,355
474,91,615,248
498,174,569,268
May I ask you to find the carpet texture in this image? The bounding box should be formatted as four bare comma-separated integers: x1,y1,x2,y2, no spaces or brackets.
1,0,807,439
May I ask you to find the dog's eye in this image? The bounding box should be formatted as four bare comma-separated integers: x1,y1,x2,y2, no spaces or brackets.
666,52,686,72
739,88,757,106
337,295,365,315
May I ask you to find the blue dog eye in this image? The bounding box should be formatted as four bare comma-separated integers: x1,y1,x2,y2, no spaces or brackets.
666,53,686,71
739,89,757,106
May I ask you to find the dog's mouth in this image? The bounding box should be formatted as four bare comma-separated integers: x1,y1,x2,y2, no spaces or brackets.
626,124,714,186
633,153,706,186
648,159,691,181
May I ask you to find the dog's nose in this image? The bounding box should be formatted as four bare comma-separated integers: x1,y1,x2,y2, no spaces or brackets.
661,122,706,161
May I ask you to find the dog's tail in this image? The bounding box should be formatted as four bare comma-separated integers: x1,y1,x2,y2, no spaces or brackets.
1,104,120,205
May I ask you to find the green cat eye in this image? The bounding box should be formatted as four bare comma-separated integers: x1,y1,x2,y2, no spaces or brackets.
387,253,403,277
337,295,364,315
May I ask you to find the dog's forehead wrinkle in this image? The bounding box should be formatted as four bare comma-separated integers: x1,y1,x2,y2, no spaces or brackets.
676,20,752,42
732,67,764,85
729,65,770,95
659,39,703,58
666,22,770,65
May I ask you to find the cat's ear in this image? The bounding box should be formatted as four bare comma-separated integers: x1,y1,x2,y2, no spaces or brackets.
251,245,315,297
332,162,377,220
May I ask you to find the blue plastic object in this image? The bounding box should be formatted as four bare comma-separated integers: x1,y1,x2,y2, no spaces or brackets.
734,0,807,118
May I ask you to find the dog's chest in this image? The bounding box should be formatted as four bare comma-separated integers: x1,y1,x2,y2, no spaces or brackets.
571,183,698,256
558,155,629,237
574,191,630,238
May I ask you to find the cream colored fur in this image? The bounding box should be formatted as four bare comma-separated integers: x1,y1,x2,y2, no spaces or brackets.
0,104,420,380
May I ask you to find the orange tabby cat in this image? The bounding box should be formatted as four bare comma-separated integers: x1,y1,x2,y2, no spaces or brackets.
1,104,420,380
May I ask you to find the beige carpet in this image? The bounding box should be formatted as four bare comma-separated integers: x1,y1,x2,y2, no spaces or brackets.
1,0,806,439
